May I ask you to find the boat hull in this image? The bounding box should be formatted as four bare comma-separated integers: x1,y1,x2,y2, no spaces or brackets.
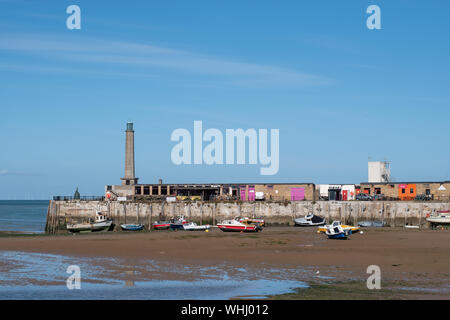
152,224,170,230
183,223,211,231
426,218,450,224
358,221,386,227
67,220,112,233
327,232,348,239
120,224,144,231
183,226,210,231
170,223,187,230
295,221,326,227
217,225,259,232
294,215,326,227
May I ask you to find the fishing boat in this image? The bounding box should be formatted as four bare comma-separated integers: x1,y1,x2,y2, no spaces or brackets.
294,213,326,227
67,211,113,233
426,210,450,226
217,219,262,232
170,215,188,230
183,222,211,231
358,221,386,227
318,222,360,234
120,224,145,231
325,221,352,240
152,221,171,230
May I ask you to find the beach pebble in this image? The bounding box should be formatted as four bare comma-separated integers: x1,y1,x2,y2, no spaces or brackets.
360,231,364,234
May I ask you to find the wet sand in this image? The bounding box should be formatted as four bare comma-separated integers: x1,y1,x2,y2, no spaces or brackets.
1,227,449,299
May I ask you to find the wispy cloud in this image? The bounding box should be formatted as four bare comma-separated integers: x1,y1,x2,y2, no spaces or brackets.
0,169,8,175
0,33,331,87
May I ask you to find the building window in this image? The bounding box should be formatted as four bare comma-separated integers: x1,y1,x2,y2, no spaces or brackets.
125,180,130,185
426,189,431,195
106,185,112,191
410,188,414,194
402,189,406,194
135,186,141,195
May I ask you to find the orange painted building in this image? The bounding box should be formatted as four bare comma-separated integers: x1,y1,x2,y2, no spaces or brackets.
398,184,416,200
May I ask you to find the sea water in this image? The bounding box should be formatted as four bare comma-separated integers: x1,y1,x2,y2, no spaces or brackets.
0,200,48,233
0,251,308,300
0,201,310,299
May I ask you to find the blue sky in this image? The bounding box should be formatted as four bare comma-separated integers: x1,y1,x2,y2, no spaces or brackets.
1,0,450,199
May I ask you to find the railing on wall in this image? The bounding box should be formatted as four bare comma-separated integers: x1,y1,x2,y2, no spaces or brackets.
52,196,105,201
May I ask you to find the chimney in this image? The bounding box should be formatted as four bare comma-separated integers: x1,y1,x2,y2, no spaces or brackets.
121,122,138,186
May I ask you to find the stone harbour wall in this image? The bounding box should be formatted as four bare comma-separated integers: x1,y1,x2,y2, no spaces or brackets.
45,200,450,233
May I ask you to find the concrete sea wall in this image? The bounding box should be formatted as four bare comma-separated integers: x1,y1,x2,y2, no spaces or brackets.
45,200,450,233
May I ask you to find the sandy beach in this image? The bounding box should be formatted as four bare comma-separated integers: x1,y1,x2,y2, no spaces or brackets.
1,227,449,299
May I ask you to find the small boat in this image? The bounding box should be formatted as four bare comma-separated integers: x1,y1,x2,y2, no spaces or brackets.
238,217,265,227
217,219,262,232
120,224,145,231
67,211,113,233
404,225,420,229
325,221,352,240
152,221,171,230
183,222,211,231
426,210,450,226
358,221,386,227
318,222,360,234
294,213,326,227
170,215,188,230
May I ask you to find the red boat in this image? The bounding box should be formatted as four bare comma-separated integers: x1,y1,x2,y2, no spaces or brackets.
152,221,171,230
217,219,261,232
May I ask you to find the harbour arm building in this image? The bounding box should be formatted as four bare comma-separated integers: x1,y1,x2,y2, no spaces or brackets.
105,123,450,202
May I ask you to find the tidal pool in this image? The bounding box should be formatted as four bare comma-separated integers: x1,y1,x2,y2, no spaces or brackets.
0,251,308,300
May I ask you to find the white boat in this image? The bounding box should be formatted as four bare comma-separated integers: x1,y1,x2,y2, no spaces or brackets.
183,222,211,231
426,210,450,225
217,219,261,232
325,221,352,240
358,221,386,227
319,221,360,234
67,211,113,232
294,213,326,227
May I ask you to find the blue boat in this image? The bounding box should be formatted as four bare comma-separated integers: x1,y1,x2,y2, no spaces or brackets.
120,224,145,231
169,216,188,230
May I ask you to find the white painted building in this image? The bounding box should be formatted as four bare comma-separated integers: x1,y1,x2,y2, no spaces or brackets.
368,161,391,183
317,184,356,201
